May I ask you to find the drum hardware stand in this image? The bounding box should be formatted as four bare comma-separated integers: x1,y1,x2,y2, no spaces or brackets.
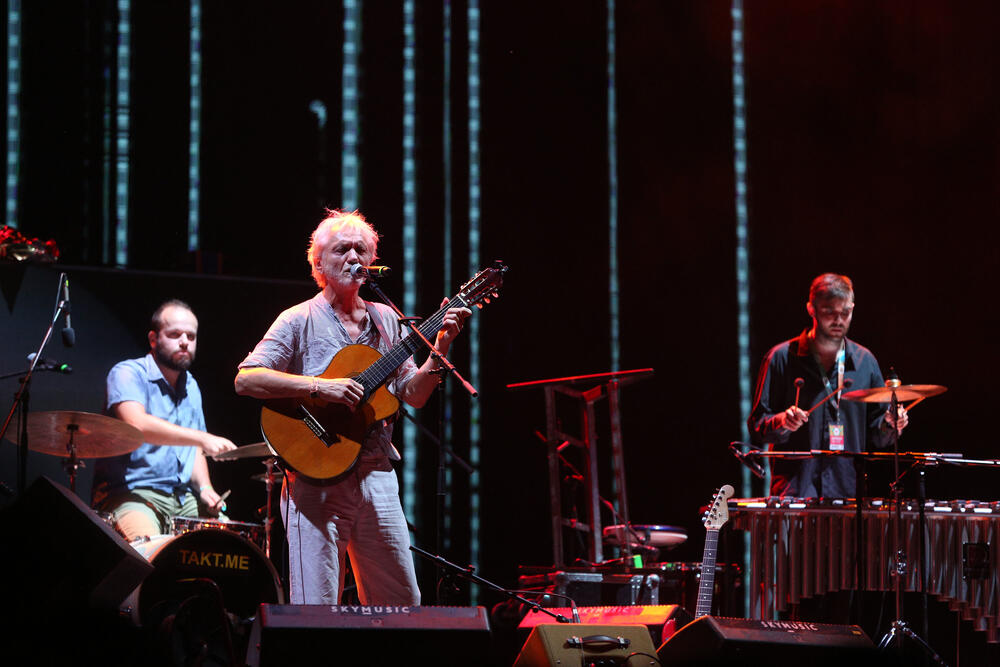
61,422,84,493
171,577,238,667
259,456,281,559
876,382,948,667
364,276,479,604
0,272,72,496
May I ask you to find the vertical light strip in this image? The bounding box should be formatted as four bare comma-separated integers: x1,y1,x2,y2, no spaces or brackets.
5,0,20,228
341,0,361,210
731,0,755,616
467,0,482,599
401,0,419,522
102,12,113,264
441,0,455,551
607,0,620,373
188,0,202,252
115,0,132,266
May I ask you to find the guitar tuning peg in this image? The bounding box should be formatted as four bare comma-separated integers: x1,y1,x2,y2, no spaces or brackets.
492,291,499,298
484,297,491,304
475,303,483,310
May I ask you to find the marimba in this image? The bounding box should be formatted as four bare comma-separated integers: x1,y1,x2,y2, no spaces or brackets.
730,497,1000,642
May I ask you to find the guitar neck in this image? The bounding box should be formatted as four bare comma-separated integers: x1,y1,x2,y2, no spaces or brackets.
695,528,719,617
357,295,465,391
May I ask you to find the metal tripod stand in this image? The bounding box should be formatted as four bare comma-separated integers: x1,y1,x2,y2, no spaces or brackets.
876,382,948,667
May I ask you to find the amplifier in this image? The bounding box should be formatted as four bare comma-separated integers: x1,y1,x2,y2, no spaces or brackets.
246,604,491,666
657,616,881,666
518,605,693,645
515,624,659,667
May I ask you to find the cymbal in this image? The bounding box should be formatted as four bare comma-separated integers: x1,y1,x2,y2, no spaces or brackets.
603,524,688,549
212,441,276,461
250,471,285,483
16,411,143,458
841,384,947,403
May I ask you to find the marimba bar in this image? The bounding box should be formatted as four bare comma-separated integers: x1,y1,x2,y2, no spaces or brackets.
729,498,1000,642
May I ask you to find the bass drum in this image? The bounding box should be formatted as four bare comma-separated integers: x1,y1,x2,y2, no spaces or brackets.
127,528,283,627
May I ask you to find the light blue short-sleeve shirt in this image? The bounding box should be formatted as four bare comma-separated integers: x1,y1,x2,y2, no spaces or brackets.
93,354,204,498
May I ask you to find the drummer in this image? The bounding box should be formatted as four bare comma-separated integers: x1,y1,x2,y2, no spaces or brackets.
92,300,237,541
748,273,908,498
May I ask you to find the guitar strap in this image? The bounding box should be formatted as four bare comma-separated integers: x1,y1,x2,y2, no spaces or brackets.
364,301,401,432
364,301,395,356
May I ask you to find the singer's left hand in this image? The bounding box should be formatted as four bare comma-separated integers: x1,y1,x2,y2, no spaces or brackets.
884,405,909,435
436,299,472,348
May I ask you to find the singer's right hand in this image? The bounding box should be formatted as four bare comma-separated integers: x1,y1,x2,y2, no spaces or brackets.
318,377,365,408
777,406,809,432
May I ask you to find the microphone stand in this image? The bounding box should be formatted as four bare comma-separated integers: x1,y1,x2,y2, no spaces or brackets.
364,277,478,604
409,545,578,623
0,275,71,496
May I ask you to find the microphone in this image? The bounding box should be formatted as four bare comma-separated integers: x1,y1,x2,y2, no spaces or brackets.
349,264,391,278
27,353,73,374
729,441,766,479
60,274,75,347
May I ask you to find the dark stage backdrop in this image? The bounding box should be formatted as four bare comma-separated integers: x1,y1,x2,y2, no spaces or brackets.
3,2,999,632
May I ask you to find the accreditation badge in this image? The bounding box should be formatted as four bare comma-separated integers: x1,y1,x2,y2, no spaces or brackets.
829,422,845,451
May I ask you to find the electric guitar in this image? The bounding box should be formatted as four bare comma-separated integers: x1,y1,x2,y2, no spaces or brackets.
694,484,734,617
260,261,507,481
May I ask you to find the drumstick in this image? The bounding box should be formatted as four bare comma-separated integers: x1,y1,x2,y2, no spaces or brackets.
903,397,924,412
213,489,231,511
806,378,853,416
794,378,804,408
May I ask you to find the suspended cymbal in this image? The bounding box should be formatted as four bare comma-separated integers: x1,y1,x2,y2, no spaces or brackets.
16,411,143,458
250,471,285,483
841,384,947,403
212,441,276,461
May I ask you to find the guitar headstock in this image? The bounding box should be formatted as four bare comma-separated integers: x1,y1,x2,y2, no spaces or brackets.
458,260,508,309
703,484,734,531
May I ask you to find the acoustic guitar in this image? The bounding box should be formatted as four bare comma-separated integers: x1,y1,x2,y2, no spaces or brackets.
260,261,507,481
694,484,734,617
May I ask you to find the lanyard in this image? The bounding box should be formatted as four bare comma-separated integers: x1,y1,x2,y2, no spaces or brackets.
821,343,846,420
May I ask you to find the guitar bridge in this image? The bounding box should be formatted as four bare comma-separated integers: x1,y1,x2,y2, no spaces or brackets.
297,404,334,448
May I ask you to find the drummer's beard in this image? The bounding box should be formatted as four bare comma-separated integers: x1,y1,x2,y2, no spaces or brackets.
155,346,195,372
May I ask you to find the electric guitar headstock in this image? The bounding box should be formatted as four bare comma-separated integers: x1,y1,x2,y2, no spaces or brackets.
457,260,508,309
703,484,734,531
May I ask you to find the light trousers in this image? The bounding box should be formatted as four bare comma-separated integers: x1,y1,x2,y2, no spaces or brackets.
282,455,420,605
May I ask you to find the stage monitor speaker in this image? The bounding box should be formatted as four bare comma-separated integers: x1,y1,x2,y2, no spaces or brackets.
247,603,492,666
514,624,659,667
0,475,153,613
657,616,883,667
